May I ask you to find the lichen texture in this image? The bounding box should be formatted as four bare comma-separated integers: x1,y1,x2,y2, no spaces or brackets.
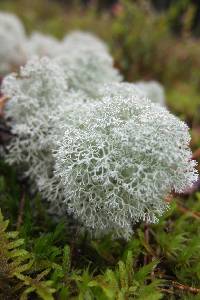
54,89,197,239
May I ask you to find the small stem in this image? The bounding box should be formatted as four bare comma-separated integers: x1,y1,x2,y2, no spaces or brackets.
171,281,200,294
160,288,174,295
176,200,200,220
193,148,200,160
16,192,25,230
0,95,9,116
143,222,150,265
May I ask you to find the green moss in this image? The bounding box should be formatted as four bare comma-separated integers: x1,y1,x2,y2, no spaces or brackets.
0,159,199,299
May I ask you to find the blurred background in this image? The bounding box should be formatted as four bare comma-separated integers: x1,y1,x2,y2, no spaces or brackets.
0,0,200,125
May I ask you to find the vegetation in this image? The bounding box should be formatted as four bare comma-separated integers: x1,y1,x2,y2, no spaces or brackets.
0,161,200,299
0,0,200,299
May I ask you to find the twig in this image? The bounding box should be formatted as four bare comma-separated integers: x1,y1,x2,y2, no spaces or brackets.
0,95,9,116
192,148,200,160
143,223,150,265
142,231,156,258
160,288,174,295
171,281,200,294
16,192,25,230
176,200,200,220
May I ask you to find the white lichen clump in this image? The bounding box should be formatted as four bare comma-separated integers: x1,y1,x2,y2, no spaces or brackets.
2,57,93,212
26,32,61,59
55,31,122,97
55,89,197,239
135,81,165,106
99,82,146,99
99,81,165,107
63,31,108,54
0,12,26,74
2,57,68,204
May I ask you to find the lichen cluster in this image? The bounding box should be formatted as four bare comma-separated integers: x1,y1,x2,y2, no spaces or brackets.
1,12,197,239
135,81,166,106
0,12,26,74
55,93,197,239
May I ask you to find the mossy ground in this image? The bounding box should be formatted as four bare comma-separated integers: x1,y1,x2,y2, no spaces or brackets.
0,1,200,299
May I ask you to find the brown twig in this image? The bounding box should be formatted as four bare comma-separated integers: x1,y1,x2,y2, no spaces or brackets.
143,223,150,265
192,148,200,160
176,200,200,220
171,281,200,294
16,192,25,230
142,231,156,258
160,288,174,295
0,95,9,116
